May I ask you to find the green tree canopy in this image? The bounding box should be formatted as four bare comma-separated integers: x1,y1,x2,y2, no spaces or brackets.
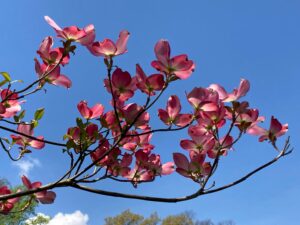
0,179,38,225
104,210,235,225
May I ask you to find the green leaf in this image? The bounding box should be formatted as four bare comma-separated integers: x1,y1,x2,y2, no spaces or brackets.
32,120,39,128
0,72,11,82
34,108,45,121
66,140,75,150
14,115,19,122
19,110,26,120
76,118,84,129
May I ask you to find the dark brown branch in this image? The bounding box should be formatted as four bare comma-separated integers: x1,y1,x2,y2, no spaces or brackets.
0,125,66,147
68,140,292,203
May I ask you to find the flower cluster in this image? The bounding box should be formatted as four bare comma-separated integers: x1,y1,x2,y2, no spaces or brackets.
0,16,290,214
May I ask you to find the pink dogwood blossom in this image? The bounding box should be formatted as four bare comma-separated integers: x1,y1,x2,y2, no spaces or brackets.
173,152,211,182
104,68,137,102
248,116,288,143
187,87,219,112
151,40,195,79
34,59,72,88
0,89,23,118
209,79,250,102
22,176,56,204
158,95,193,127
88,30,129,58
0,186,19,214
136,64,164,96
44,16,95,46
77,101,104,119
180,128,215,154
11,124,45,150
37,36,70,66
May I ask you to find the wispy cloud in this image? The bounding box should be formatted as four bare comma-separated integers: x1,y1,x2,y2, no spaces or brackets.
48,211,89,225
12,157,41,176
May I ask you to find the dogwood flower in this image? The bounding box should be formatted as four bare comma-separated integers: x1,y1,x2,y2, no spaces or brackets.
209,79,250,102
247,116,288,143
88,30,129,58
77,101,104,119
151,40,195,79
44,16,95,46
0,89,23,118
158,95,193,127
34,59,72,88
21,176,56,204
11,124,45,150
0,186,19,214
136,64,164,96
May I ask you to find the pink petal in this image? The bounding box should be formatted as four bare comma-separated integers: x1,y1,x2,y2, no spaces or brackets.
175,168,190,178
180,139,197,151
79,24,95,46
29,136,45,149
90,104,104,119
173,153,189,170
151,60,166,73
136,64,147,82
236,79,250,99
0,103,5,114
89,39,117,56
112,68,132,88
44,16,62,31
154,39,170,66
270,116,283,134
167,95,181,119
37,191,56,204
175,114,193,127
21,176,32,189
247,125,267,136
77,101,91,119
189,151,205,164
147,74,164,91
17,124,33,136
209,84,228,100
158,109,170,125
37,36,53,58
171,55,191,70
115,30,130,55
51,74,72,88
31,182,42,189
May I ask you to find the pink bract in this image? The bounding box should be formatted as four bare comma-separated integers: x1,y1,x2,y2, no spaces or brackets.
0,89,23,118
158,95,193,127
21,176,56,204
136,64,164,96
77,100,104,119
44,16,95,46
37,36,69,66
104,68,137,102
11,124,45,150
209,79,250,102
151,39,195,79
34,59,72,89
88,30,129,58
0,186,19,214
247,116,288,143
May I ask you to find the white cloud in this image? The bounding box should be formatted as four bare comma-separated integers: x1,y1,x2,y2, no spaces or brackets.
48,210,89,225
12,157,41,176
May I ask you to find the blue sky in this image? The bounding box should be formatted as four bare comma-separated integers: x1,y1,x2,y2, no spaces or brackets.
0,0,299,224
